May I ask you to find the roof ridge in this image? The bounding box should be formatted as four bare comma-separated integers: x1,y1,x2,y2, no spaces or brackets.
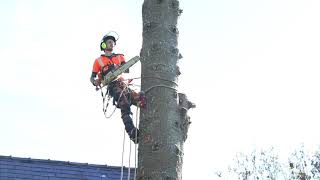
0,155,130,169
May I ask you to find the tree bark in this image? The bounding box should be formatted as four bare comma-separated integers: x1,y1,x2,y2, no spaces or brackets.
138,0,194,179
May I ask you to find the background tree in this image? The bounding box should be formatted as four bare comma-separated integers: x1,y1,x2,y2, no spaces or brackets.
216,145,320,180
311,150,320,179
223,147,282,180
137,0,194,179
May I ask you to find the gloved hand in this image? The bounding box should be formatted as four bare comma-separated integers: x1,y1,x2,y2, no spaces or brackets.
93,79,101,86
101,64,115,76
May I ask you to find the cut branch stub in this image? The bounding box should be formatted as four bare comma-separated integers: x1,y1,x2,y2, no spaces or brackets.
178,93,195,141
178,93,196,111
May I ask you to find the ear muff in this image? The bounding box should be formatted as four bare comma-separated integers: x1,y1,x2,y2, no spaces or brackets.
100,35,116,51
100,42,107,50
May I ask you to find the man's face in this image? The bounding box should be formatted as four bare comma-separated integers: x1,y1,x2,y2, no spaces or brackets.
105,39,115,51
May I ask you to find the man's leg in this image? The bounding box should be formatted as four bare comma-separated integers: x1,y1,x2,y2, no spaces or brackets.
111,81,140,143
120,105,139,143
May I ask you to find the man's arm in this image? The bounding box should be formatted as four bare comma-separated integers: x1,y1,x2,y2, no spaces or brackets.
90,72,99,86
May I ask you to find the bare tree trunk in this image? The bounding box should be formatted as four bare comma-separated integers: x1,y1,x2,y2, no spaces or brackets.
138,0,194,179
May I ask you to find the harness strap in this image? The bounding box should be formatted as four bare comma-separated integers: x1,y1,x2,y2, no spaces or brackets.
97,57,105,67
117,55,122,64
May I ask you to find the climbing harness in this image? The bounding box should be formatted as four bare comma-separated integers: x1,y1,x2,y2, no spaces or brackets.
99,78,141,119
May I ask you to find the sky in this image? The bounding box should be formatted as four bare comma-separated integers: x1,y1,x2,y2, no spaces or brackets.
1,0,320,179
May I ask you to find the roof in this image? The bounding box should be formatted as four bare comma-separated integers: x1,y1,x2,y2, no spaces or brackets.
0,155,135,180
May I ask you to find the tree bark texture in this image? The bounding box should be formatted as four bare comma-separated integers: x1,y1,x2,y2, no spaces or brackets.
138,0,193,179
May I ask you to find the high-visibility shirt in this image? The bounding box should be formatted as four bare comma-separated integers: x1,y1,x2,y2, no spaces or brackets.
92,54,125,74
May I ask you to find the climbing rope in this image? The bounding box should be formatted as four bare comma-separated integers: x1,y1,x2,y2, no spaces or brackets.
120,76,178,180
144,84,177,94
118,76,176,180
125,107,139,180
99,86,117,119
127,140,132,180
115,78,140,180
141,76,178,94
120,129,126,180
142,76,178,86
100,75,177,178
102,76,176,180
134,107,139,180
119,109,139,180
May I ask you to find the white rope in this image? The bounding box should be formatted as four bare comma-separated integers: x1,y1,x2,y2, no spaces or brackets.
120,81,136,180
99,87,117,119
127,139,132,180
103,95,117,119
104,106,117,119
122,77,141,81
134,107,139,180
115,78,140,180
127,107,140,180
120,129,126,180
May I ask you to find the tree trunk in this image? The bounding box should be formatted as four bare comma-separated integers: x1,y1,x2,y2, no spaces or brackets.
138,0,194,179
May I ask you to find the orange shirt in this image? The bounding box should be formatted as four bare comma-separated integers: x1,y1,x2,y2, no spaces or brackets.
92,54,125,73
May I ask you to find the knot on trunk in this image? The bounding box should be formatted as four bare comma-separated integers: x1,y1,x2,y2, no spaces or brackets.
178,93,195,141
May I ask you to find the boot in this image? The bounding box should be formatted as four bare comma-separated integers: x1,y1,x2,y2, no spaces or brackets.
129,128,140,144
137,91,146,108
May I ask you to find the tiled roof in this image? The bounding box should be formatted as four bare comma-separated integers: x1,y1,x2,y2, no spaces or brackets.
0,155,135,180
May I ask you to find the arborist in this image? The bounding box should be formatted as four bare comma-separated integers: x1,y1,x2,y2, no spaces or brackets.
90,33,145,143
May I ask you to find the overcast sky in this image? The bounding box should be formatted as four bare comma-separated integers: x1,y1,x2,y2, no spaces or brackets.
1,0,320,179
